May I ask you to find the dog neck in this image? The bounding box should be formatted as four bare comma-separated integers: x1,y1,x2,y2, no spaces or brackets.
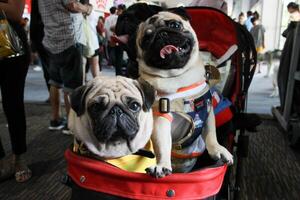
140,59,206,94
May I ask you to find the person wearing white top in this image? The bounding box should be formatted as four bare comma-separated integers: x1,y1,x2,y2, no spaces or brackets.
104,6,118,68
104,5,127,76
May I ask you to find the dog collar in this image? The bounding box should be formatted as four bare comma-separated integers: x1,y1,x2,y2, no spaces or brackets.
73,138,155,159
72,138,156,173
157,80,207,101
154,81,208,122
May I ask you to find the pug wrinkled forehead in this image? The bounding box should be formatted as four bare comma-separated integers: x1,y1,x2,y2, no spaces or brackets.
136,10,199,72
85,78,146,116
143,11,190,33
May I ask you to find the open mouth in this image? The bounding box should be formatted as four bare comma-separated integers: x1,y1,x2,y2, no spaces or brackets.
141,29,194,70
160,45,178,59
159,39,192,59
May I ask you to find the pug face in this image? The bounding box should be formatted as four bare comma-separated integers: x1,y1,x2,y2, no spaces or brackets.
136,11,199,73
87,92,140,143
68,76,155,158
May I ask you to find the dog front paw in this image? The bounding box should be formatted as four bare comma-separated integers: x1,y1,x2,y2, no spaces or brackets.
145,165,172,178
207,144,234,165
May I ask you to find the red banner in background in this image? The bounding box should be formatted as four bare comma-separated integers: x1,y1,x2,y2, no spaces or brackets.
22,0,109,15
25,0,31,14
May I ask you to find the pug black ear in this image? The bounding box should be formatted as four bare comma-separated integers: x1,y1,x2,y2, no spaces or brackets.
168,7,191,21
135,79,156,111
70,85,92,117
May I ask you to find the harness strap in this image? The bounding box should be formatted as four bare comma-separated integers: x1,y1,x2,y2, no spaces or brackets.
153,111,173,122
171,151,203,159
157,80,207,101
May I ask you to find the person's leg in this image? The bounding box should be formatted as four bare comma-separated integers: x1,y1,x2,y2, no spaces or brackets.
85,58,90,74
115,46,124,76
84,57,89,82
1,56,28,157
49,86,61,121
0,55,31,182
257,53,264,73
64,92,71,119
0,59,8,180
48,51,65,130
256,62,261,73
38,47,51,92
61,44,85,134
82,56,87,83
89,55,100,78
109,46,117,68
98,47,103,71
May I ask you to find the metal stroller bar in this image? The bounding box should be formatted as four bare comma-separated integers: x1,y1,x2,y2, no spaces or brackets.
272,22,300,145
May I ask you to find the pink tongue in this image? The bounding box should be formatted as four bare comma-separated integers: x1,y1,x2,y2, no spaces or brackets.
160,45,179,59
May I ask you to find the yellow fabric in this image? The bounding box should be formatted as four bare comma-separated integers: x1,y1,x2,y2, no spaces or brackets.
105,140,156,173
256,46,264,54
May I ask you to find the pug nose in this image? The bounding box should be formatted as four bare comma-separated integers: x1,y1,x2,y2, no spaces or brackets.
109,106,123,116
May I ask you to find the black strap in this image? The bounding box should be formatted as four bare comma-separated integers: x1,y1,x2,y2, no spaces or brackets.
134,149,155,158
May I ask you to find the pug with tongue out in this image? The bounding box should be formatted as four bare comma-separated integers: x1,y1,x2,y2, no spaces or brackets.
136,9,233,178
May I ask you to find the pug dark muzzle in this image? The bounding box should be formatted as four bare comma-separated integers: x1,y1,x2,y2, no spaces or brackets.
88,103,139,143
141,25,194,70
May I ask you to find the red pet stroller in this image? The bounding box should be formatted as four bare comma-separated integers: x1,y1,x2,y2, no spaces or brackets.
63,5,257,200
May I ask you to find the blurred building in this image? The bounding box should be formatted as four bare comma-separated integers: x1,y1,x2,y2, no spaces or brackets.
233,0,300,50
23,0,299,51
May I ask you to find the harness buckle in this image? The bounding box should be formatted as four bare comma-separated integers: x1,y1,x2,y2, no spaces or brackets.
159,98,170,113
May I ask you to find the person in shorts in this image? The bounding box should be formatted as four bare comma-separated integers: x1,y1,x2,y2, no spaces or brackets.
39,0,92,134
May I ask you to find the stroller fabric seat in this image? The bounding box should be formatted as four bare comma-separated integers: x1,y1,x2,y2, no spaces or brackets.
65,149,227,200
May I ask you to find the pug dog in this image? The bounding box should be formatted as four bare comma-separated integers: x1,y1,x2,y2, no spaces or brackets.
136,10,234,177
68,76,155,159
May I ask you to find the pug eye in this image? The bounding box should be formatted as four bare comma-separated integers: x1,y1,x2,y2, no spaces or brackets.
128,102,141,112
167,21,182,30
